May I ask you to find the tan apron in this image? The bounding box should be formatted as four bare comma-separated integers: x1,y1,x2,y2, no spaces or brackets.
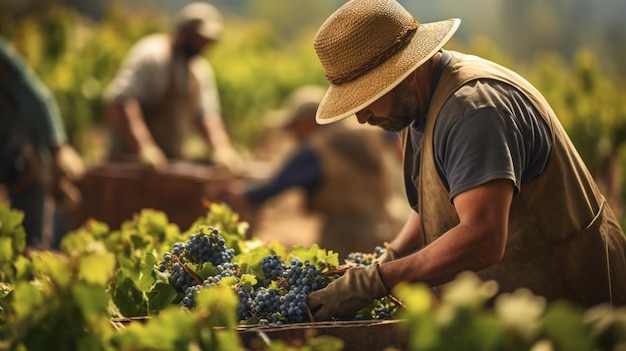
403,51,626,307
141,56,201,159
308,124,402,258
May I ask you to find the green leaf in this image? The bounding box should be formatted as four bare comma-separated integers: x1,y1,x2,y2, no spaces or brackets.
542,301,594,351
72,282,110,322
113,307,195,350
239,274,257,287
79,252,115,286
195,284,239,328
113,277,148,317
31,252,71,289
13,281,43,318
146,281,178,312
0,237,12,264
139,252,157,291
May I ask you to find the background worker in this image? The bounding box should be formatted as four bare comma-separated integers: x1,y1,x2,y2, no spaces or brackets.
103,2,242,173
224,85,407,259
0,36,85,251
307,0,626,321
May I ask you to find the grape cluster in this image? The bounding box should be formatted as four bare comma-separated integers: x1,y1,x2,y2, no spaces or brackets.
344,247,400,320
180,262,241,308
159,229,336,324
238,257,329,324
158,227,233,293
345,246,386,266
354,296,398,320
184,231,234,266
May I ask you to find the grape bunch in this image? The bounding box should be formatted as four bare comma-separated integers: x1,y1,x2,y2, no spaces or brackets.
345,246,386,266
180,262,241,308
158,227,234,293
354,296,398,320
234,257,330,324
179,254,333,325
344,246,401,320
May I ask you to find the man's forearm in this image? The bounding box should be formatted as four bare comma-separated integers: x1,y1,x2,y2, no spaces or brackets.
387,211,424,256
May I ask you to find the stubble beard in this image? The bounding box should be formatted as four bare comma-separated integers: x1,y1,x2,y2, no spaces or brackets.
367,88,420,132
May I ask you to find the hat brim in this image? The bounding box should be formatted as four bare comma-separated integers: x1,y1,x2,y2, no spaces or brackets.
316,18,461,124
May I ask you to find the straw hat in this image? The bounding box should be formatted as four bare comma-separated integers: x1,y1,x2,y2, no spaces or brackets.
313,0,460,124
174,2,223,40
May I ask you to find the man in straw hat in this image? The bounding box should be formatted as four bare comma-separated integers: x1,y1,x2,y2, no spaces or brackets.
103,2,242,172
307,0,626,321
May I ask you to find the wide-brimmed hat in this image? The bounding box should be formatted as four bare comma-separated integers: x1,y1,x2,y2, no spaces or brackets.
313,0,460,124
174,2,223,40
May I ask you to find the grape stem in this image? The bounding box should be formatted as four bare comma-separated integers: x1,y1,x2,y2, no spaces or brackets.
173,255,203,285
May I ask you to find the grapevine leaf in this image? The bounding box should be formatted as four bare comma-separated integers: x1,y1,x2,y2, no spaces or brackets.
542,301,594,351
139,252,157,291
31,252,71,289
113,307,195,350
195,284,239,328
0,237,12,264
79,252,115,286
238,274,257,287
72,282,110,322
147,281,178,311
113,277,148,317
13,281,43,318
196,262,218,282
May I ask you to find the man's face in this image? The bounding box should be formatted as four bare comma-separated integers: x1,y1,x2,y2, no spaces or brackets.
355,82,420,132
180,30,212,58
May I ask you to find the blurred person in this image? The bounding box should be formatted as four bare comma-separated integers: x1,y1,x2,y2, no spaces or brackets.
0,36,85,251
307,0,626,321
103,2,242,172
223,85,407,259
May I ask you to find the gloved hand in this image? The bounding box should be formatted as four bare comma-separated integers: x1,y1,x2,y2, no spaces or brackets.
375,247,399,265
308,263,388,321
138,142,167,172
53,144,85,181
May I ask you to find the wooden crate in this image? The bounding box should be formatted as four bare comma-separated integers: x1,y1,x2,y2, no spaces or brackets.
68,161,234,231
236,320,408,351
111,318,409,351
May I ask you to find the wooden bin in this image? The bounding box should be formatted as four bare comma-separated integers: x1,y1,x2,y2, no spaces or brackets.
236,320,408,351
68,160,234,231
111,318,409,351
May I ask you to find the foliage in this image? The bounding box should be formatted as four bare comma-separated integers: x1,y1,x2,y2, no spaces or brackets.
1,202,626,350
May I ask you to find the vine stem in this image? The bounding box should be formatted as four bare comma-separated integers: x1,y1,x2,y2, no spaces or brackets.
173,255,203,285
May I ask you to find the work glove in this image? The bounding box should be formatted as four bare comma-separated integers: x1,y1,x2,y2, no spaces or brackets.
308,263,389,321
53,144,85,181
374,247,399,265
138,142,167,172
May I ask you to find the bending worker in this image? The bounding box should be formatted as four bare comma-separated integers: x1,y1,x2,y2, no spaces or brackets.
307,0,626,321
225,85,405,259
103,2,242,172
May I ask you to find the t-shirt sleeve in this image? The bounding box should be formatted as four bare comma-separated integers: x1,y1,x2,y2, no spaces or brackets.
435,107,523,200
192,58,221,120
244,145,322,205
103,39,161,103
